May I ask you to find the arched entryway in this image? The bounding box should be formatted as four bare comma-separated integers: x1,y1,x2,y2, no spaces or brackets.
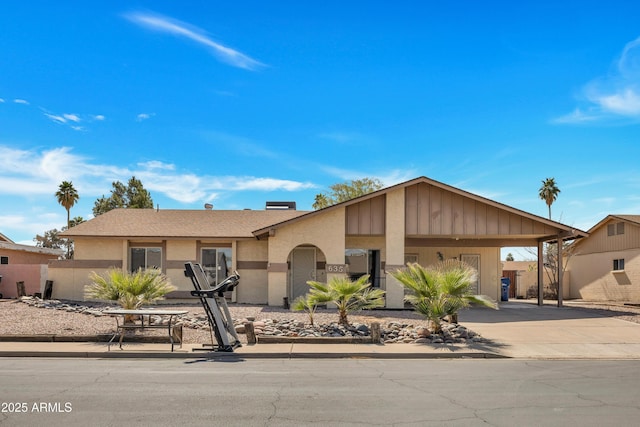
288,245,326,301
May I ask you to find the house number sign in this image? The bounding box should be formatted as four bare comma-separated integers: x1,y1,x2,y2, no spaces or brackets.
326,264,347,273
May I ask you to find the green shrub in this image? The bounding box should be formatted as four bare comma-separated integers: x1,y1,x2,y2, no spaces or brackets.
392,260,496,332
85,268,176,310
305,274,385,325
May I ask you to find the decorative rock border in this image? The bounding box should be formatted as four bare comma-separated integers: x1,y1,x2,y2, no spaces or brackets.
16,297,487,345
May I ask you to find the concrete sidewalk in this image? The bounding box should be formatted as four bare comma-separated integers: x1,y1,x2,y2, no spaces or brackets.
2,301,640,360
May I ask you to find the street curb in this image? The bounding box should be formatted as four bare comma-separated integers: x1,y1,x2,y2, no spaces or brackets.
0,334,173,343
0,350,506,359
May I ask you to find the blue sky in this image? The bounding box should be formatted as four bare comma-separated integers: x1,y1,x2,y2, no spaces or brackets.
1,1,640,259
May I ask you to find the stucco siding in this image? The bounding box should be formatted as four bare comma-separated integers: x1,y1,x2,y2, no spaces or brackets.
236,240,269,303
0,264,48,298
73,238,122,260
569,249,640,301
166,240,195,261
404,246,501,301
267,207,346,306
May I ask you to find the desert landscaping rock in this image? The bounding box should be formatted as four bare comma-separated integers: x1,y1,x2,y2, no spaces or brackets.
12,296,487,344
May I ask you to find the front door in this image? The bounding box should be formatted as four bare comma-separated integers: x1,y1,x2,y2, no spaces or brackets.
460,254,480,294
291,247,316,300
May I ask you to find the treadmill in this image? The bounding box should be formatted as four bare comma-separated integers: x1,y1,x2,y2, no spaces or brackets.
184,262,241,352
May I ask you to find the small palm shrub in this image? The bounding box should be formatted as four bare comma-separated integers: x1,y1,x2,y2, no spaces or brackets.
305,274,386,325
391,260,496,333
85,268,176,311
291,294,318,326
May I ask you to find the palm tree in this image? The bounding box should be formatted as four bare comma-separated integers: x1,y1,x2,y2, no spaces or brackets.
538,178,560,220
85,268,176,322
55,181,79,258
291,294,319,326
305,275,386,325
391,261,496,333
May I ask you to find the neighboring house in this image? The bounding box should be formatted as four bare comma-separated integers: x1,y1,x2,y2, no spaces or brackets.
0,233,64,298
568,215,640,301
53,176,587,307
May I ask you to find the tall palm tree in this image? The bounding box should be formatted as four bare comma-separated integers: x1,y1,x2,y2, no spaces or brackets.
538,177,560,220
55,181,79,258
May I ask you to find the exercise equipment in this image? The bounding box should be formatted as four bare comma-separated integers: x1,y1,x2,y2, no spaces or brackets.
184,262,241,352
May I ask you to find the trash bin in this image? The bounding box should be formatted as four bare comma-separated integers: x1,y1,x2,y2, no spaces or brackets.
44,280,54,300
500,277,510,302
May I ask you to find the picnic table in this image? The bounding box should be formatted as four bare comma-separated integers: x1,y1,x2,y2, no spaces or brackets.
103,309,188,352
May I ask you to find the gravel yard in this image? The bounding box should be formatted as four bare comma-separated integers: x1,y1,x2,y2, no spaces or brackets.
2,298,640,345
0,298,427,345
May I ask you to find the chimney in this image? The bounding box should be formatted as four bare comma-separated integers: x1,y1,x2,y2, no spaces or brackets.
265,201,296,210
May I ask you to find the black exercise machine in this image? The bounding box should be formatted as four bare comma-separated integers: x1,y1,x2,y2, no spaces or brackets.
184,262,241,352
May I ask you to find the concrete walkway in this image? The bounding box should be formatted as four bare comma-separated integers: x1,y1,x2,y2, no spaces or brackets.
2,301,640,360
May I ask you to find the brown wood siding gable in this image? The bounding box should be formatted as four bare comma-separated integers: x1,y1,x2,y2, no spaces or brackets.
345,195,386,235
404,182,557,237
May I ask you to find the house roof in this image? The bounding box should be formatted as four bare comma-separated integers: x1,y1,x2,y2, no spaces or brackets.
60,176,589,242
0,232,14,243
252,176,589,240
584,214,640,234
60,208,309,239
0,241,64,256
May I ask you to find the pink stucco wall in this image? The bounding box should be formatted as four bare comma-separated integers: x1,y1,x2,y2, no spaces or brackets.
0,264,46,298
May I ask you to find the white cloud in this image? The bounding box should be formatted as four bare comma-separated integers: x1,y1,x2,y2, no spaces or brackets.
0,144,318,203
44,113,67,124
63,113,81,122
139,160,175,171
0,98,5,103
319,165,416,187
13,99,29,105
92,114,105,121
125,11,265,71
556,36,640,123
552,108,599,124
136,113,154,121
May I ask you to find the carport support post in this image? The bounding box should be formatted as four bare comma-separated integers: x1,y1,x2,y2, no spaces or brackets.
557,236,563,308
537,241,544,306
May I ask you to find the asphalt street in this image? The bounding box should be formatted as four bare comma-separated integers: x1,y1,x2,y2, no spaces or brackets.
1,358,640,426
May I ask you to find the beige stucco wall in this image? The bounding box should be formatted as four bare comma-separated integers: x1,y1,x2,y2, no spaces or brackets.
569,249,640,301
166,240,196,261
385,187,406,308
236,239,269,304
47,264,95,301
404,246,502,301
73,238,122,260
267,207,346,306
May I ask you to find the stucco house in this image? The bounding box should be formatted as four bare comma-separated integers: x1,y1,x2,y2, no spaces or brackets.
0,233,64,298
568,215,640,302
51,176,587,307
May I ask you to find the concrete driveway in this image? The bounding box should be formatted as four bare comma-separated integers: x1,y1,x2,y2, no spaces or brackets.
460,300,640,359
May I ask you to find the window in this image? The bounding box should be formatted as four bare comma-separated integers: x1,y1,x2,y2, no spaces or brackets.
345,249,381,287
130,247,162,272
201,247,232,285
608,222,625,236
0,256,8,264
613,259,625,271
